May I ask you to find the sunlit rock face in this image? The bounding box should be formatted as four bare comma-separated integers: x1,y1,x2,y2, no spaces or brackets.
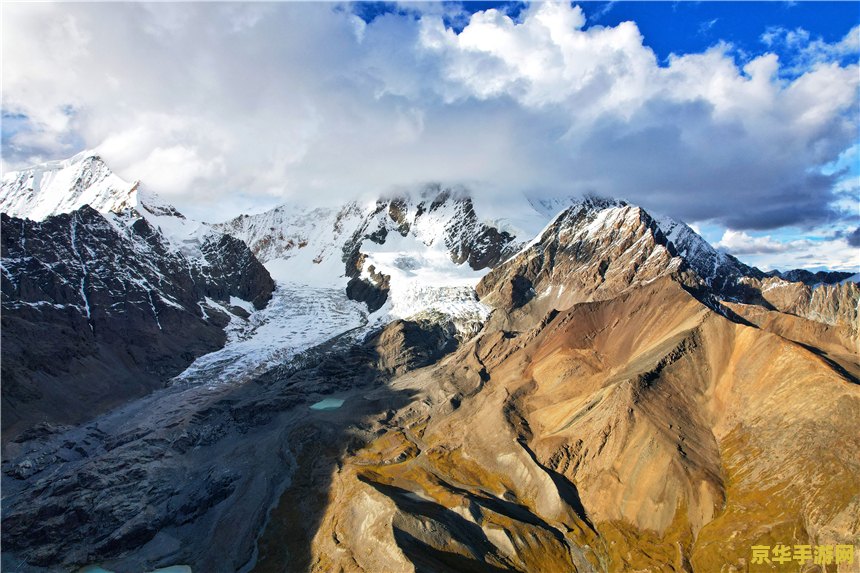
302,276,858,573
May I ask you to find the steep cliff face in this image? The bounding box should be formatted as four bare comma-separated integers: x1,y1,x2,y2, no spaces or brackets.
217,186,522,276
216,185,522,327
339,189,523,314
216,202,366,269
1,206,274,443
354,188,521,271
199,233,276,310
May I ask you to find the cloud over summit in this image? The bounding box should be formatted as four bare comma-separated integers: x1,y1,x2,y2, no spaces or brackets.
2,2,858,234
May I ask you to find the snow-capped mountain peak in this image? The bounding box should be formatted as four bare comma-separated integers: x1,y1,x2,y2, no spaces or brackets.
0,151,146,221
1,152,223,260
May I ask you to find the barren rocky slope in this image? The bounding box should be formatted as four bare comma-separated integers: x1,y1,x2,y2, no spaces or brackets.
303,277,859,573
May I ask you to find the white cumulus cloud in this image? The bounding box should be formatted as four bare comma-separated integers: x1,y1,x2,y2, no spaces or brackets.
715,230,800,254
1,1,857,235
714,229,859,272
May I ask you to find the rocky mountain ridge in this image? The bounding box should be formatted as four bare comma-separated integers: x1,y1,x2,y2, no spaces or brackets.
766,267,855,285
1,153,858,573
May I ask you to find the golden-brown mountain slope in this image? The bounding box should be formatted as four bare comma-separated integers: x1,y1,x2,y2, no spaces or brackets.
273,277,860,573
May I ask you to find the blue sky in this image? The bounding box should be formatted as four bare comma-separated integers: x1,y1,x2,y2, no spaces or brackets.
354,1,859,66
2,2,859,271
584,2,859,62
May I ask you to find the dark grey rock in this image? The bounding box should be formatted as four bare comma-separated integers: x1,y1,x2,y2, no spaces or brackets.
1,207,274,443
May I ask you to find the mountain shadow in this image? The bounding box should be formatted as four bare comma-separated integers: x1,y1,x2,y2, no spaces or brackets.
1,320,426,573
